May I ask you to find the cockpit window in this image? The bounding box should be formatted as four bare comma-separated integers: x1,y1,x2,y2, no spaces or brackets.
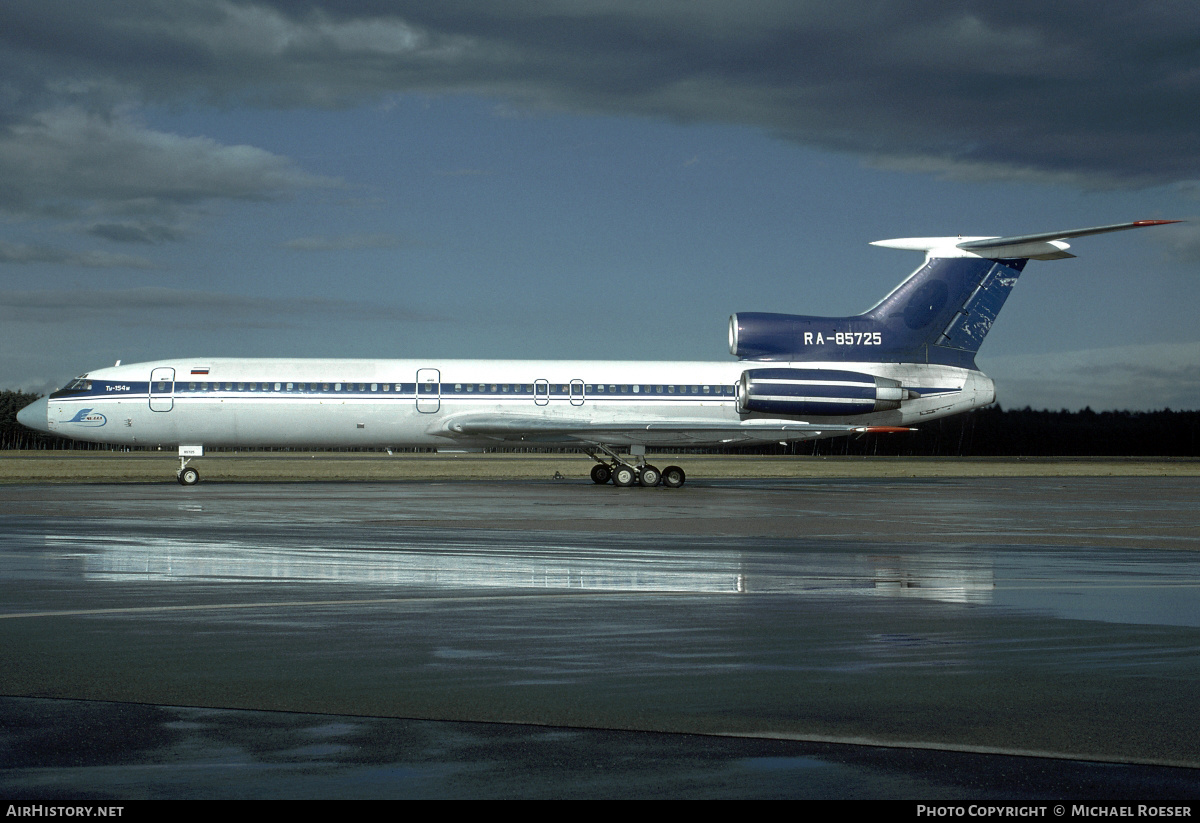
64,378,92,391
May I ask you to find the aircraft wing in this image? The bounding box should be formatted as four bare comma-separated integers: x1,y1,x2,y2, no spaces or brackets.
434,413,910,447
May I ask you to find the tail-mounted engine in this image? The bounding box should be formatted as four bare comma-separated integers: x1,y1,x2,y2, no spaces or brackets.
736,368,909,417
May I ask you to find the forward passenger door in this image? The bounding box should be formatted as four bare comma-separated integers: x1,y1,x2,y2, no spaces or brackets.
149,367,174,412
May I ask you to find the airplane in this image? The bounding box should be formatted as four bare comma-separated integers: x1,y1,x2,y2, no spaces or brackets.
16,219,1178,487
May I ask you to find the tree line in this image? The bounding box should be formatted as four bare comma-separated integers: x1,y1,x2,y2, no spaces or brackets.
3,389,1199,456
758,405,1200,457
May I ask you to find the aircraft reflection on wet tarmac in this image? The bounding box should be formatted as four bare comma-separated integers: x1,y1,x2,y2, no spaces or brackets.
46,532,996,603
42,521,1200,625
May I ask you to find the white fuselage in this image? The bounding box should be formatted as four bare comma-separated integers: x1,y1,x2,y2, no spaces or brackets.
38,357,995,450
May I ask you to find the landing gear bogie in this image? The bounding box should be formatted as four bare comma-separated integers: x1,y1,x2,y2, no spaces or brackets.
584,447,685,489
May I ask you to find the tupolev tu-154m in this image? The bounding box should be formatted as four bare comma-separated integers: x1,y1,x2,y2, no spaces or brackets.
17,219,1178,487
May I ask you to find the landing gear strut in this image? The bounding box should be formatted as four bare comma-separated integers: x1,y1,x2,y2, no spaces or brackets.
177,460,200,486
584,446,685,489
176,445,203,486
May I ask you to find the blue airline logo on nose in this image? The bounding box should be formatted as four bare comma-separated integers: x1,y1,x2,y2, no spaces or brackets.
66,408,107,427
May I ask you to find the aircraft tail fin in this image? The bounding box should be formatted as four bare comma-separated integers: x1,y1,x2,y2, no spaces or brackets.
730,220,1179,367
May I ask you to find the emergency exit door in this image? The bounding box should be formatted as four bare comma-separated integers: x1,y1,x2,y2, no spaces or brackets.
416,368,440,413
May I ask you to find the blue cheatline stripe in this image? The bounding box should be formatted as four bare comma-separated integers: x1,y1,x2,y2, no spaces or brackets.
52,380,741,401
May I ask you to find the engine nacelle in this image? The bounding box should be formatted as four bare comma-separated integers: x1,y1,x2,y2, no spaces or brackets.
737,368,907,417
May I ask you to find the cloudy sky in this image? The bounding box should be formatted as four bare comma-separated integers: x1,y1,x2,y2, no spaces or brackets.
2,1,1198,410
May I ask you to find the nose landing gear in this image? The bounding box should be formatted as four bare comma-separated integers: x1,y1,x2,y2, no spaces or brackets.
176,445,204,486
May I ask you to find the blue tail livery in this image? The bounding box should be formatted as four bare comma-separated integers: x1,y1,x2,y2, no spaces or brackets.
730,220,1178,368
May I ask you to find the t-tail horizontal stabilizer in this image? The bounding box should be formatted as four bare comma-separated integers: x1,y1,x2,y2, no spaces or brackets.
870,219,1180,261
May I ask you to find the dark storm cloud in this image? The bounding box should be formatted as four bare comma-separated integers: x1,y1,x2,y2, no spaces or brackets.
3,0,1197,188
0,107,334,221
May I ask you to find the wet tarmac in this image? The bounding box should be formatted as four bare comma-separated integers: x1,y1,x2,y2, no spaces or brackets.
2,477,1199,798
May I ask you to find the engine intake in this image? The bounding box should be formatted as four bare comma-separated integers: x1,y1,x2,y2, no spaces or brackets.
737,368,906,417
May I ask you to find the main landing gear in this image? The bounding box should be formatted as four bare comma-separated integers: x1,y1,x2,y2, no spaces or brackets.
586,446,686,489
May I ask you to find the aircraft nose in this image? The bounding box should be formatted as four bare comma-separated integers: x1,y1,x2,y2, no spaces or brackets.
16,397,50,434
